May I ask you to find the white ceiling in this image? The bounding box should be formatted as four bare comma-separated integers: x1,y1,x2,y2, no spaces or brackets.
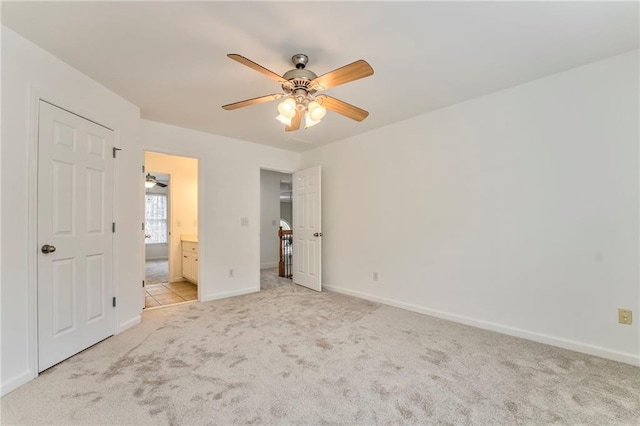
2,1,638,152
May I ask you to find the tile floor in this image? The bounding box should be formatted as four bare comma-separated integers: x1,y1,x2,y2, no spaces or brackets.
144,281,198,308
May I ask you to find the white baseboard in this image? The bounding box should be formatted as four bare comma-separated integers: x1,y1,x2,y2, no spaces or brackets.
1,369,36,397
324,284,640,367
202,286,259,302
118,315,141,334
260,262,278,269
3,315,142,396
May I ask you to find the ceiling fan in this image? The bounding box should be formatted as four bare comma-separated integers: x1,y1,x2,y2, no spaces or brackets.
145,174,167,189
222,53,374,131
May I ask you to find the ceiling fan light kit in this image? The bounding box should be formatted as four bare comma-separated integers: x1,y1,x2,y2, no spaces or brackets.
304,112,321,129
307,100,326,121
145,174,167,189
275,114,292,126
277,97,297,118
222,53,374,132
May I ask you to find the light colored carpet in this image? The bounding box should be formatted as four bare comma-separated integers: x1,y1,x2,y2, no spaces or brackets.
2,269,639,424
145,259,169,285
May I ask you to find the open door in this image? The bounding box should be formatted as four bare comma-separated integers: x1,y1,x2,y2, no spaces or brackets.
37,101,115,371
292,166,322,291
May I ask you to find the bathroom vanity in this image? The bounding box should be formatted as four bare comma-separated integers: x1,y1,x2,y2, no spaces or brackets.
181,234,198,284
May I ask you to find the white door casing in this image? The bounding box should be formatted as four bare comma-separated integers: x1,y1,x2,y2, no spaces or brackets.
293,166,322,291
37,101,115,371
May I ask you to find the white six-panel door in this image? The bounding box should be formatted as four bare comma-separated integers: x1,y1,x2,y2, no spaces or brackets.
293,166,322,291
37,101,115,371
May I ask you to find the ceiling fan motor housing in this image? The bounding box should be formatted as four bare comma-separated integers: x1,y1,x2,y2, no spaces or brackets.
282,69,318,105
282,53,318,96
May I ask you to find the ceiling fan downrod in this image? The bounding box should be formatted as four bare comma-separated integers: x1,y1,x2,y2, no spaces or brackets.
291,53,308,69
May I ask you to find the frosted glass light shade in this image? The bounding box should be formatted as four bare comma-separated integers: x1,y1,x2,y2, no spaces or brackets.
304,112,321,128
275,114,292,126
307,101,327,121
278,98,297,118
145,180,156,189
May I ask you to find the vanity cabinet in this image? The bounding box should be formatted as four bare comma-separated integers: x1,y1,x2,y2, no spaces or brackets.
182,241,198,284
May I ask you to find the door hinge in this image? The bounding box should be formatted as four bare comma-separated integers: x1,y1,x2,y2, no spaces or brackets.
141,222,145,231
112,147,122,158
112,297,116,307
142,280,145,288
142,165,145,173
112,222,116,233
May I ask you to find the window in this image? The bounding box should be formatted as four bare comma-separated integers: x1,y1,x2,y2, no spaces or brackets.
280,219,291,230
145,194,168,244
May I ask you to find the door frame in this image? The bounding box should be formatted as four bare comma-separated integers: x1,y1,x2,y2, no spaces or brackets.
143,170,173,296
258,166,296,288
141,148,203,304
26,87,121,381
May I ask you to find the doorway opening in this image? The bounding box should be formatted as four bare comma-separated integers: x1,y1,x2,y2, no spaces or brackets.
144,151,199,308
260,169,293,289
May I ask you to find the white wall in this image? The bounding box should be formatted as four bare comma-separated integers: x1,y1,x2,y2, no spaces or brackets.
281,201,292,226
141,119,300,300
145,152,198,279
301,50,640,365
261,170,290,269
1,27,143,395
145,243,169,261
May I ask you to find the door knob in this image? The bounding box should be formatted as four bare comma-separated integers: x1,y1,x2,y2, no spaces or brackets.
41,244,56,254
313,232,323,237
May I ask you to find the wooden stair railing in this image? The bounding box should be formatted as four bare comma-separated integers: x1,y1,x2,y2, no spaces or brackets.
278,226,293,278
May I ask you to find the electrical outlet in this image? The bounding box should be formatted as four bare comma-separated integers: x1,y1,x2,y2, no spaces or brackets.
373,272,379,282
618,309,632,325
272,219,277,226
240,217,249,226
229,269,234,278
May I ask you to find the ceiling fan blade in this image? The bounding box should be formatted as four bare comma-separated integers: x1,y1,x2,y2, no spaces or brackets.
311,60,374,91
285,109,303,132
156,182,168,188
321,96,369,122
227,54,285,83
222,94,283,110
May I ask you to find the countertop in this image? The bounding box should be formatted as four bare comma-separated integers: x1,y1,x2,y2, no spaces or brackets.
181,234,198,243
